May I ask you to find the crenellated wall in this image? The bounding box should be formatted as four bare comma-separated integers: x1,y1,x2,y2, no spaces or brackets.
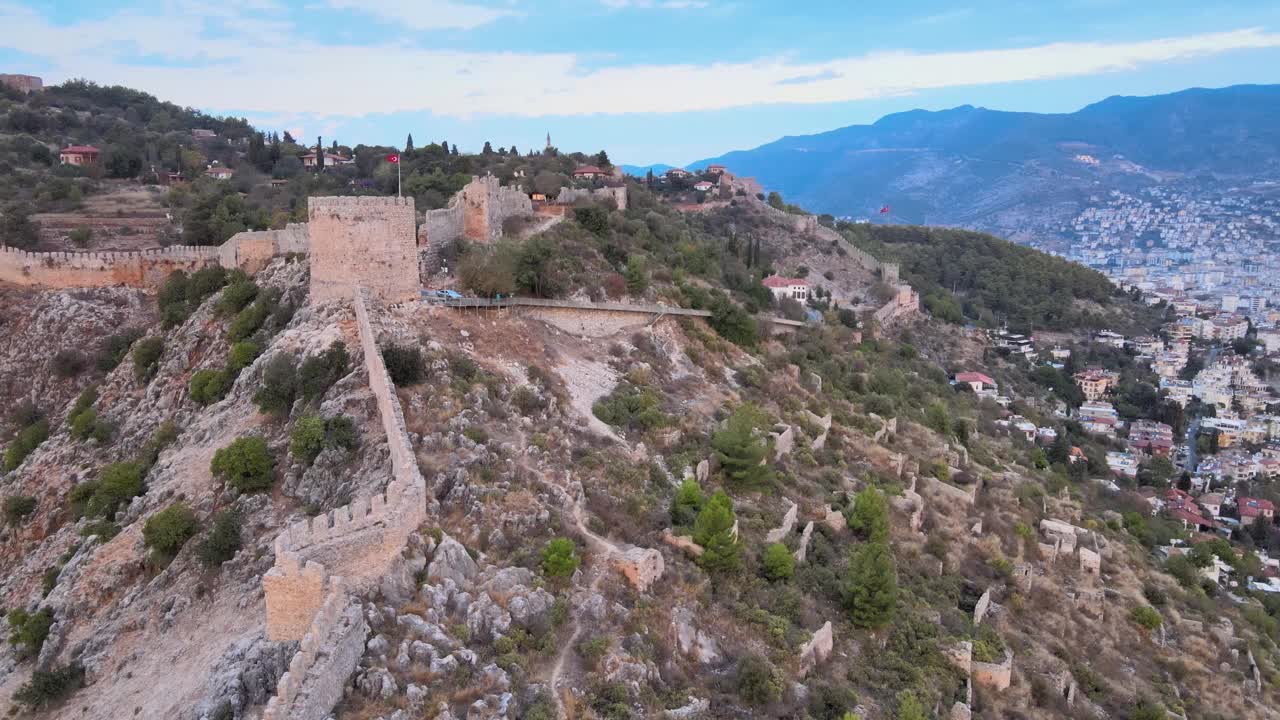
259,287,429,720
308,196,418,305
1,223,310,289
0,245,220,288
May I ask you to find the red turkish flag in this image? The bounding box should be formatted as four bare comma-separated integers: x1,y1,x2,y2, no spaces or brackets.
879,205,890,214
386,154,400,164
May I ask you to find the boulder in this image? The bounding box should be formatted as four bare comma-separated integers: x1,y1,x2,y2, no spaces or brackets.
507,587,556,629
428,535,479,587
466,593,512,641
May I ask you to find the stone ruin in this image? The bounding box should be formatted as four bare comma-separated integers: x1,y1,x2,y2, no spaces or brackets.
308,196,419,305
420,174,534,275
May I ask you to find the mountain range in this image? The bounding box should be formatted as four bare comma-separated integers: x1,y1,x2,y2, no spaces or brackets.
629,84,1280,237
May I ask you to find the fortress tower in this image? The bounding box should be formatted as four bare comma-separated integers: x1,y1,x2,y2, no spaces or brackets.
308,196,417,304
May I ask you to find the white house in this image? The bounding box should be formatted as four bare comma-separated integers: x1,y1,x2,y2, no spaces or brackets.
762,275,810,302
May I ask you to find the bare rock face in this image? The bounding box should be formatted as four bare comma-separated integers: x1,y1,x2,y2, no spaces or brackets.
194,632,296,720
798,621,834,676
615,546,664,592
428,535,479,587
671,607,721,665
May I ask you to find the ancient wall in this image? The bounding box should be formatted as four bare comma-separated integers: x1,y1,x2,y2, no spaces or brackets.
972,652,1014,691
261,585,368,720
1,223,308,289
0,245,220,288
421,175,531,276
308,197,418,305
555,185,629,211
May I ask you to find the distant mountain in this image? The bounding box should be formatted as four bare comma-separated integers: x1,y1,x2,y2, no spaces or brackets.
679,85,1280,235
619,163,675,176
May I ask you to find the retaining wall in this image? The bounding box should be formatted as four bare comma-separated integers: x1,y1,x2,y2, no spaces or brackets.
556,185,629,211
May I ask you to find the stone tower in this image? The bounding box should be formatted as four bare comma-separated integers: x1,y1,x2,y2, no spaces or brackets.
308,196,417,304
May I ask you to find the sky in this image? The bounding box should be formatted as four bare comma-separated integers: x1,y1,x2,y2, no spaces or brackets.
2,1,1280,166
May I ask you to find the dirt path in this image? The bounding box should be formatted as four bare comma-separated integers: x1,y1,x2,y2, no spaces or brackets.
514,429,626,716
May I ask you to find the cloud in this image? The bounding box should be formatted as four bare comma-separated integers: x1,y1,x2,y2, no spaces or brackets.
913,8,973,25
2,2,1277,122
324,0,519,30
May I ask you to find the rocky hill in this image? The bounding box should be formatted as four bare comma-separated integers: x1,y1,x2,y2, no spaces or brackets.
1,169,1278,720
675,85,1280,233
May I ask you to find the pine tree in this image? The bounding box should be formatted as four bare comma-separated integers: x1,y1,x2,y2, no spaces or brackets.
693,490,739,571
282,130,295,144
712,404,773,487
895,691,927,720
482,141,493,155
595,150,611,168
847,488,889,543
405,134,414,153
330,140,338,152
450,143,459,156
510,145,519,156
1251,514,1272,548
1048,432,1071,466
440,139,449,153
844,541,897,628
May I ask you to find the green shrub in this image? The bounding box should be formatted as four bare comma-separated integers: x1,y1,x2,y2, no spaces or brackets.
211,436,275,492
3,494,37,524
68,226,92,247
253,354,298,414
847,487,890,543
541,537,580,578
89,461,147,517
290,415,327,465
13,662,83,708
143,503,199,558
382,344,425,386
227,341,261,372
4,419,49,471
712,404,772,487
762,542,795,581
895,691,928,720
736,654,783,706
298,342,350,401
577,635,610,670
51,349,88,378
592,382,667,432
158,271,190,327
511,386,547,416
228,292,276,341
669,478,705,528
463,426,488,444
190,368,233,405
140,421,180,467
7,607,53,659
96,328,143,372
218,280,258,314
131,336,164,381
323,415,358,453
188,266,229,307
197,508,243,567
1130,605,1163,631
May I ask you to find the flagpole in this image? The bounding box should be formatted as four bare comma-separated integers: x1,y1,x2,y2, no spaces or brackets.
397,159,401,198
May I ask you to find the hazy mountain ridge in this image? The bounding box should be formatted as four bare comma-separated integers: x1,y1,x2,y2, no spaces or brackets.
651,85,1280,229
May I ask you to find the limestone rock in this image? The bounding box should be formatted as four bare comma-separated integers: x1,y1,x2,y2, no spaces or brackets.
794,521,815,564
507,587,555,630
798,621,833,676
358,667,398,699
765,501,799,543
671,607,721,665
428,535,479,587
823,505,847,533
466,593,512,642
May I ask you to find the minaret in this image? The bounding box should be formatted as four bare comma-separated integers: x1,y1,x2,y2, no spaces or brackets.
545,132,552,151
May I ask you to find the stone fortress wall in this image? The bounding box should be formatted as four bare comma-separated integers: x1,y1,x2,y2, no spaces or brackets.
309,196,418,305
555,185,629,211
420,175,535,275
0,223,310,289
261,286,428,719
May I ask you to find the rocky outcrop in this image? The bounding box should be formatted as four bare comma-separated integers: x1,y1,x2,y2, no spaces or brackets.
798,621,833,676
615,546,664,592
764,501,798,543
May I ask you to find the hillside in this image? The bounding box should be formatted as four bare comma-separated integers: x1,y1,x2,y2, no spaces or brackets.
666,85,1280,233
1,157,1278,720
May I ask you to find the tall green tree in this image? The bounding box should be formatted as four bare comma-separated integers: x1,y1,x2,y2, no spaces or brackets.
670,478,705,527
847,487,890,543
712,404,773,487
405,134,414,153
693,490,739,571
844,541,897,628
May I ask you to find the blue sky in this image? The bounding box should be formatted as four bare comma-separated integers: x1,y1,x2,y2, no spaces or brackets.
2,1,1279,165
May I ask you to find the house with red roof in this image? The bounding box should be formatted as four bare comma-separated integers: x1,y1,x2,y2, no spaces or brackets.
762,275,809,302
206,165,234,180
59,145,99,166
1169,506,1218,532
573,165,605,179
1239,497,1276,521
953,372,997,393
665,168,691,179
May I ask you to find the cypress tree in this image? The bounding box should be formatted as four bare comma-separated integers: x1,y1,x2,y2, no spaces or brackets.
693,490,739,571
316,136,324,170
405,134,414,153
844,541,897,628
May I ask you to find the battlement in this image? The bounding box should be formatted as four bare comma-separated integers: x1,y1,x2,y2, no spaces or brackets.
308,195,415,211
0,243,223,288
0,244,221,262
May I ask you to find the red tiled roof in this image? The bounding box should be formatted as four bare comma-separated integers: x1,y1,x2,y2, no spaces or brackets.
573,165,603,175
61,145,99,154
1240,497,1276,518
762,276,808,289
955,372,996,386
1169,507,1216,529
